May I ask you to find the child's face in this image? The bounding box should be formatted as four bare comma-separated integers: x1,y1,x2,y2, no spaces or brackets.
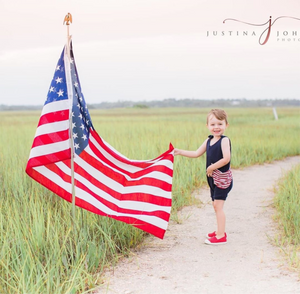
207,114,228,137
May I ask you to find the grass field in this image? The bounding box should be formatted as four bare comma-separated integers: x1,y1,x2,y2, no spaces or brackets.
274,163,300,274
0,107,299,293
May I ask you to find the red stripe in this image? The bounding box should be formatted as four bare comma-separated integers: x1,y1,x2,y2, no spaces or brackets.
72,155,172,205
26,165,167,238
38,110,69,126
26,127,173,239
89,139,173,179
46,161,72,183
78,150,172,191
25,162,72,203
110,216,166,239
74,179,171,221
76,196,166,238
36,163,171,220
32,130,69,147
91,130,174,168
26,149,71,169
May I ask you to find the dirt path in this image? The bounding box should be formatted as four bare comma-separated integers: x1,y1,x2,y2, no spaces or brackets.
96,156,300,294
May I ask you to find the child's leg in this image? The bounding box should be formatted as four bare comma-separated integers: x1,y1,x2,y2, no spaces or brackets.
213,200,226,238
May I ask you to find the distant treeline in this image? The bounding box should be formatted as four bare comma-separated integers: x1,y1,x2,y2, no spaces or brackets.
1,98,299,111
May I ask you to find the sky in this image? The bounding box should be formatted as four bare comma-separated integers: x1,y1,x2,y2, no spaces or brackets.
0,0,299,105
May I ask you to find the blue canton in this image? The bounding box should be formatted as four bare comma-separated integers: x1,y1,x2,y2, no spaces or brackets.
45,44,93,156
69,44,93,155
45,49,68,105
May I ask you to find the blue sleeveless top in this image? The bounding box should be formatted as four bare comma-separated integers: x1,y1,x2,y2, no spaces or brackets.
206,135,231,173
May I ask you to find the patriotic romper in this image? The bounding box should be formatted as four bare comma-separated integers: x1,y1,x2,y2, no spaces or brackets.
206,135,233,201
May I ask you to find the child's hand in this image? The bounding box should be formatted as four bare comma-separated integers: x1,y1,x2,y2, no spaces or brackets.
206,165,214,177
174,148,180,156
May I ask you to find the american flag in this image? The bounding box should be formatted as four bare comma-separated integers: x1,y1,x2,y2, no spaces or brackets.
26,42,174,239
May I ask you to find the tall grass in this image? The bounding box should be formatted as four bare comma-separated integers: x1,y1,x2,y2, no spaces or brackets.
0,107,299,293
274,164,300,273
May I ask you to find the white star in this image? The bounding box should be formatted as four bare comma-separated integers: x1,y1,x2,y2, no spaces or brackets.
82,134,87,141
72,122,76,128
56,65,61,71
74,82,78,88
49,87,55,93
86,120,90,125
70,59,74,64
57,89,64,97
55,77,63,84
74,143,80,150
73,133,78,139
72,112,74,117
77,103,80,108
80,123,85,130
79,96,83,102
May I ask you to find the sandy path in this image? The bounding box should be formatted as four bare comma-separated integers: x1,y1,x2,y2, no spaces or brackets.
96,156,300,294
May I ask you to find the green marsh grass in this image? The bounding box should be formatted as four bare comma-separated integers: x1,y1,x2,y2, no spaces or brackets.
0,107,299,293
274,163,300,273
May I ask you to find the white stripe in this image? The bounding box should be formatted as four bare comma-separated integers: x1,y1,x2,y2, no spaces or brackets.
34,120,69,137
73,156,172,198
76,185,169,229
100,139,131,160
101,138,169,164
32,165,168,230
90,135,142,173
90,134,173,174
55,161,171,213
28,140,70,159
85,145,173,184
41,100,70,117
99,134,174,168
58,157,171,199
33,165,71,191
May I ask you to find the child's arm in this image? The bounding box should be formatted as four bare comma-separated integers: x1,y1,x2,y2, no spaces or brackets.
206,137,231,176
174,139,208,158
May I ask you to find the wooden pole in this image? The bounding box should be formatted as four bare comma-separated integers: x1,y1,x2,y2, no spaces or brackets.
63,13,76,226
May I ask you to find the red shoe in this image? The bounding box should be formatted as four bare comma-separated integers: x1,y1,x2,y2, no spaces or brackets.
206,231,216,239
206,232,227,239
205,234,227,245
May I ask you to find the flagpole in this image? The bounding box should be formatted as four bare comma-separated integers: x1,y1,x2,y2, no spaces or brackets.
63,13,76,227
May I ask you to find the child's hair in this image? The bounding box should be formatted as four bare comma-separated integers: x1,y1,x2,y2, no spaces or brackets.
207,109,228,124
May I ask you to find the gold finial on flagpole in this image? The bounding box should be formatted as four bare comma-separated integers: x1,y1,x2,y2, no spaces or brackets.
63,12,73,25
63,13,72,59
